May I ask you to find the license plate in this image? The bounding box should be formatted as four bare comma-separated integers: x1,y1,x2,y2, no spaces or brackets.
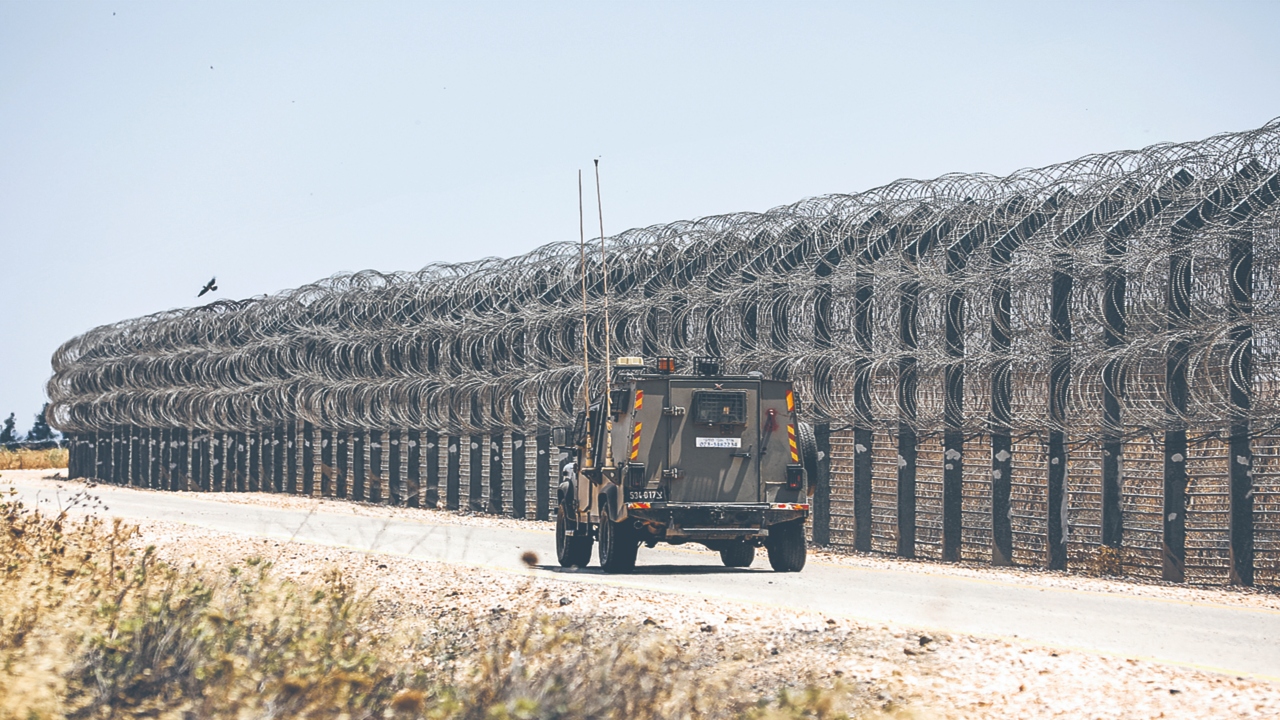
628,488,666,502
696,437,741,448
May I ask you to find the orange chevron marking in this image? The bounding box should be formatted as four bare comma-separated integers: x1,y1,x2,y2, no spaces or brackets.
630,422,643,460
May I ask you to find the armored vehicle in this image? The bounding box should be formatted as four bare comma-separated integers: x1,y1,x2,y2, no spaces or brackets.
555,356,818,573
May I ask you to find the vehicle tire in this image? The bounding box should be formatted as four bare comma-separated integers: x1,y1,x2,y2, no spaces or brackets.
719,541,755,568
598,517,639,573
556,503,594,568
766,520,807,572
797,421,820,492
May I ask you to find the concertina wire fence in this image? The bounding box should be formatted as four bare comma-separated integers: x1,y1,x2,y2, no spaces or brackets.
48,119,1280,587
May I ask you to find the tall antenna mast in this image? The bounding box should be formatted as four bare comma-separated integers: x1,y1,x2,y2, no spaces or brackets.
595,159,614,469
578,169,594,469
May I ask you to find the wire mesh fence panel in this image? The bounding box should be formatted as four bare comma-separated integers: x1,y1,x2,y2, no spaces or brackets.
299,432,310,497
452,435,465,510
870,430,898,555
412,427,427,507
503,435,515,516
425,433,443,509
1121,435,1165,581
369,431,384,502
961,433,993,562
827,429,860,552
1185,436,1232,584
1066,439,1104,568
382,431,396,503
549,449,562,516
1253,434,1280,589
915,433,945,561
1010,434,1049,567
481,436,493,512
539,441,558,518
480,437,492,512
391,431,406,505
459,439,474,510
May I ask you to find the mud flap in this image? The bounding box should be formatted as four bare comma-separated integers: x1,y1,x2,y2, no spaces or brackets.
600,482,626,523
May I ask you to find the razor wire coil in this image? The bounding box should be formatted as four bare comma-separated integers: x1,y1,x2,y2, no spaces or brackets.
48,120,1280,441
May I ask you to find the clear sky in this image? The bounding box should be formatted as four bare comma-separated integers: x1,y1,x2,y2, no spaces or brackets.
2,0,1278,434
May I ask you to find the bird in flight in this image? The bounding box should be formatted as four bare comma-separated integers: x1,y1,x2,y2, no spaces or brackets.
198,277,218,297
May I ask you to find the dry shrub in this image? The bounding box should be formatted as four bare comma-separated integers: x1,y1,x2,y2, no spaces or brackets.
1090,545,1125,577
0,488,418,719
0,448,68,470
0,489,861,720
437,613,728,720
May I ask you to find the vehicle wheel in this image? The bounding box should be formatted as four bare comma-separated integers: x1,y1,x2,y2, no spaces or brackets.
556,503,594,568
598,517,639,573
766,520,807,572
798,421,820,492
719,541,755,568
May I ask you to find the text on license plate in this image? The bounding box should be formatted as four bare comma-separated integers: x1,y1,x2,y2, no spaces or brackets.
628,488,666,502
696,437,741,448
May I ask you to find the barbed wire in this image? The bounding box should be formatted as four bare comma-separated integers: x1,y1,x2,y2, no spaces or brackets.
47,119,1280,441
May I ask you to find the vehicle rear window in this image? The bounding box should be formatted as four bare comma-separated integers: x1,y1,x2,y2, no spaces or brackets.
692,390,748,425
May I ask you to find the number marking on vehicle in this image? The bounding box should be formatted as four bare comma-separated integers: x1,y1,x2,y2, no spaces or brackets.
696,437,741,448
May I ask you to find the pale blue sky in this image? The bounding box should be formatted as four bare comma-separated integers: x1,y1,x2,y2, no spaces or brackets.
2,0,1278,433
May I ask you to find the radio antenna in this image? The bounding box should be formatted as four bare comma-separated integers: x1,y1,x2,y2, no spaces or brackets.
578,169,594,469
595,159,615,469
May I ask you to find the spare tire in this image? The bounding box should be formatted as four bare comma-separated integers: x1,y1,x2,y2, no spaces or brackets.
797,421,820,492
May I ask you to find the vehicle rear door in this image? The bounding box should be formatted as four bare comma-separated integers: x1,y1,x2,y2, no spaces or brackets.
667,380,759,503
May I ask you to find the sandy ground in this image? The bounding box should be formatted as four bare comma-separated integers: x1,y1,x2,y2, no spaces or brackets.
5,469,1280,718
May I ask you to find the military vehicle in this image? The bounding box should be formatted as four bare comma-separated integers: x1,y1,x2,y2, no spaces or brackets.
555,356,818,573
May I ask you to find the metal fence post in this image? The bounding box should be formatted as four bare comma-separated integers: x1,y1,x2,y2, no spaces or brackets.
536,431,551,520
447,435,461,510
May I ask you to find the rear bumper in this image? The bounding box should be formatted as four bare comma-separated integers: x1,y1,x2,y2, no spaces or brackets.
624,502,808,540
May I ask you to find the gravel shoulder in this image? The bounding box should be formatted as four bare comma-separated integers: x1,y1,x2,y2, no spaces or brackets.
15,470,1275,613
5,469,1280,718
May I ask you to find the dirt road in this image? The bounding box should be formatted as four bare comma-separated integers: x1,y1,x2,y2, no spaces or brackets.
8,473,1278,681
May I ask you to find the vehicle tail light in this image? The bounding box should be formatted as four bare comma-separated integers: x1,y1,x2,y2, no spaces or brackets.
786,464,804,490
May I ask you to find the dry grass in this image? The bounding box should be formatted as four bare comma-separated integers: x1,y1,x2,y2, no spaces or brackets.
0,447,67,470
1090,545,1125,577
0,489,872,720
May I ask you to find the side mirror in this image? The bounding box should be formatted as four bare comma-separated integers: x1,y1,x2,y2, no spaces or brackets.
552,426,569,448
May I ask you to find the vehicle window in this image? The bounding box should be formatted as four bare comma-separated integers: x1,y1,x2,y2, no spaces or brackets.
692,391,747,425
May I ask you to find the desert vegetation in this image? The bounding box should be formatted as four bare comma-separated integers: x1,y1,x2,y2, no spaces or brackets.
0,446,67,471
0,489,860,720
